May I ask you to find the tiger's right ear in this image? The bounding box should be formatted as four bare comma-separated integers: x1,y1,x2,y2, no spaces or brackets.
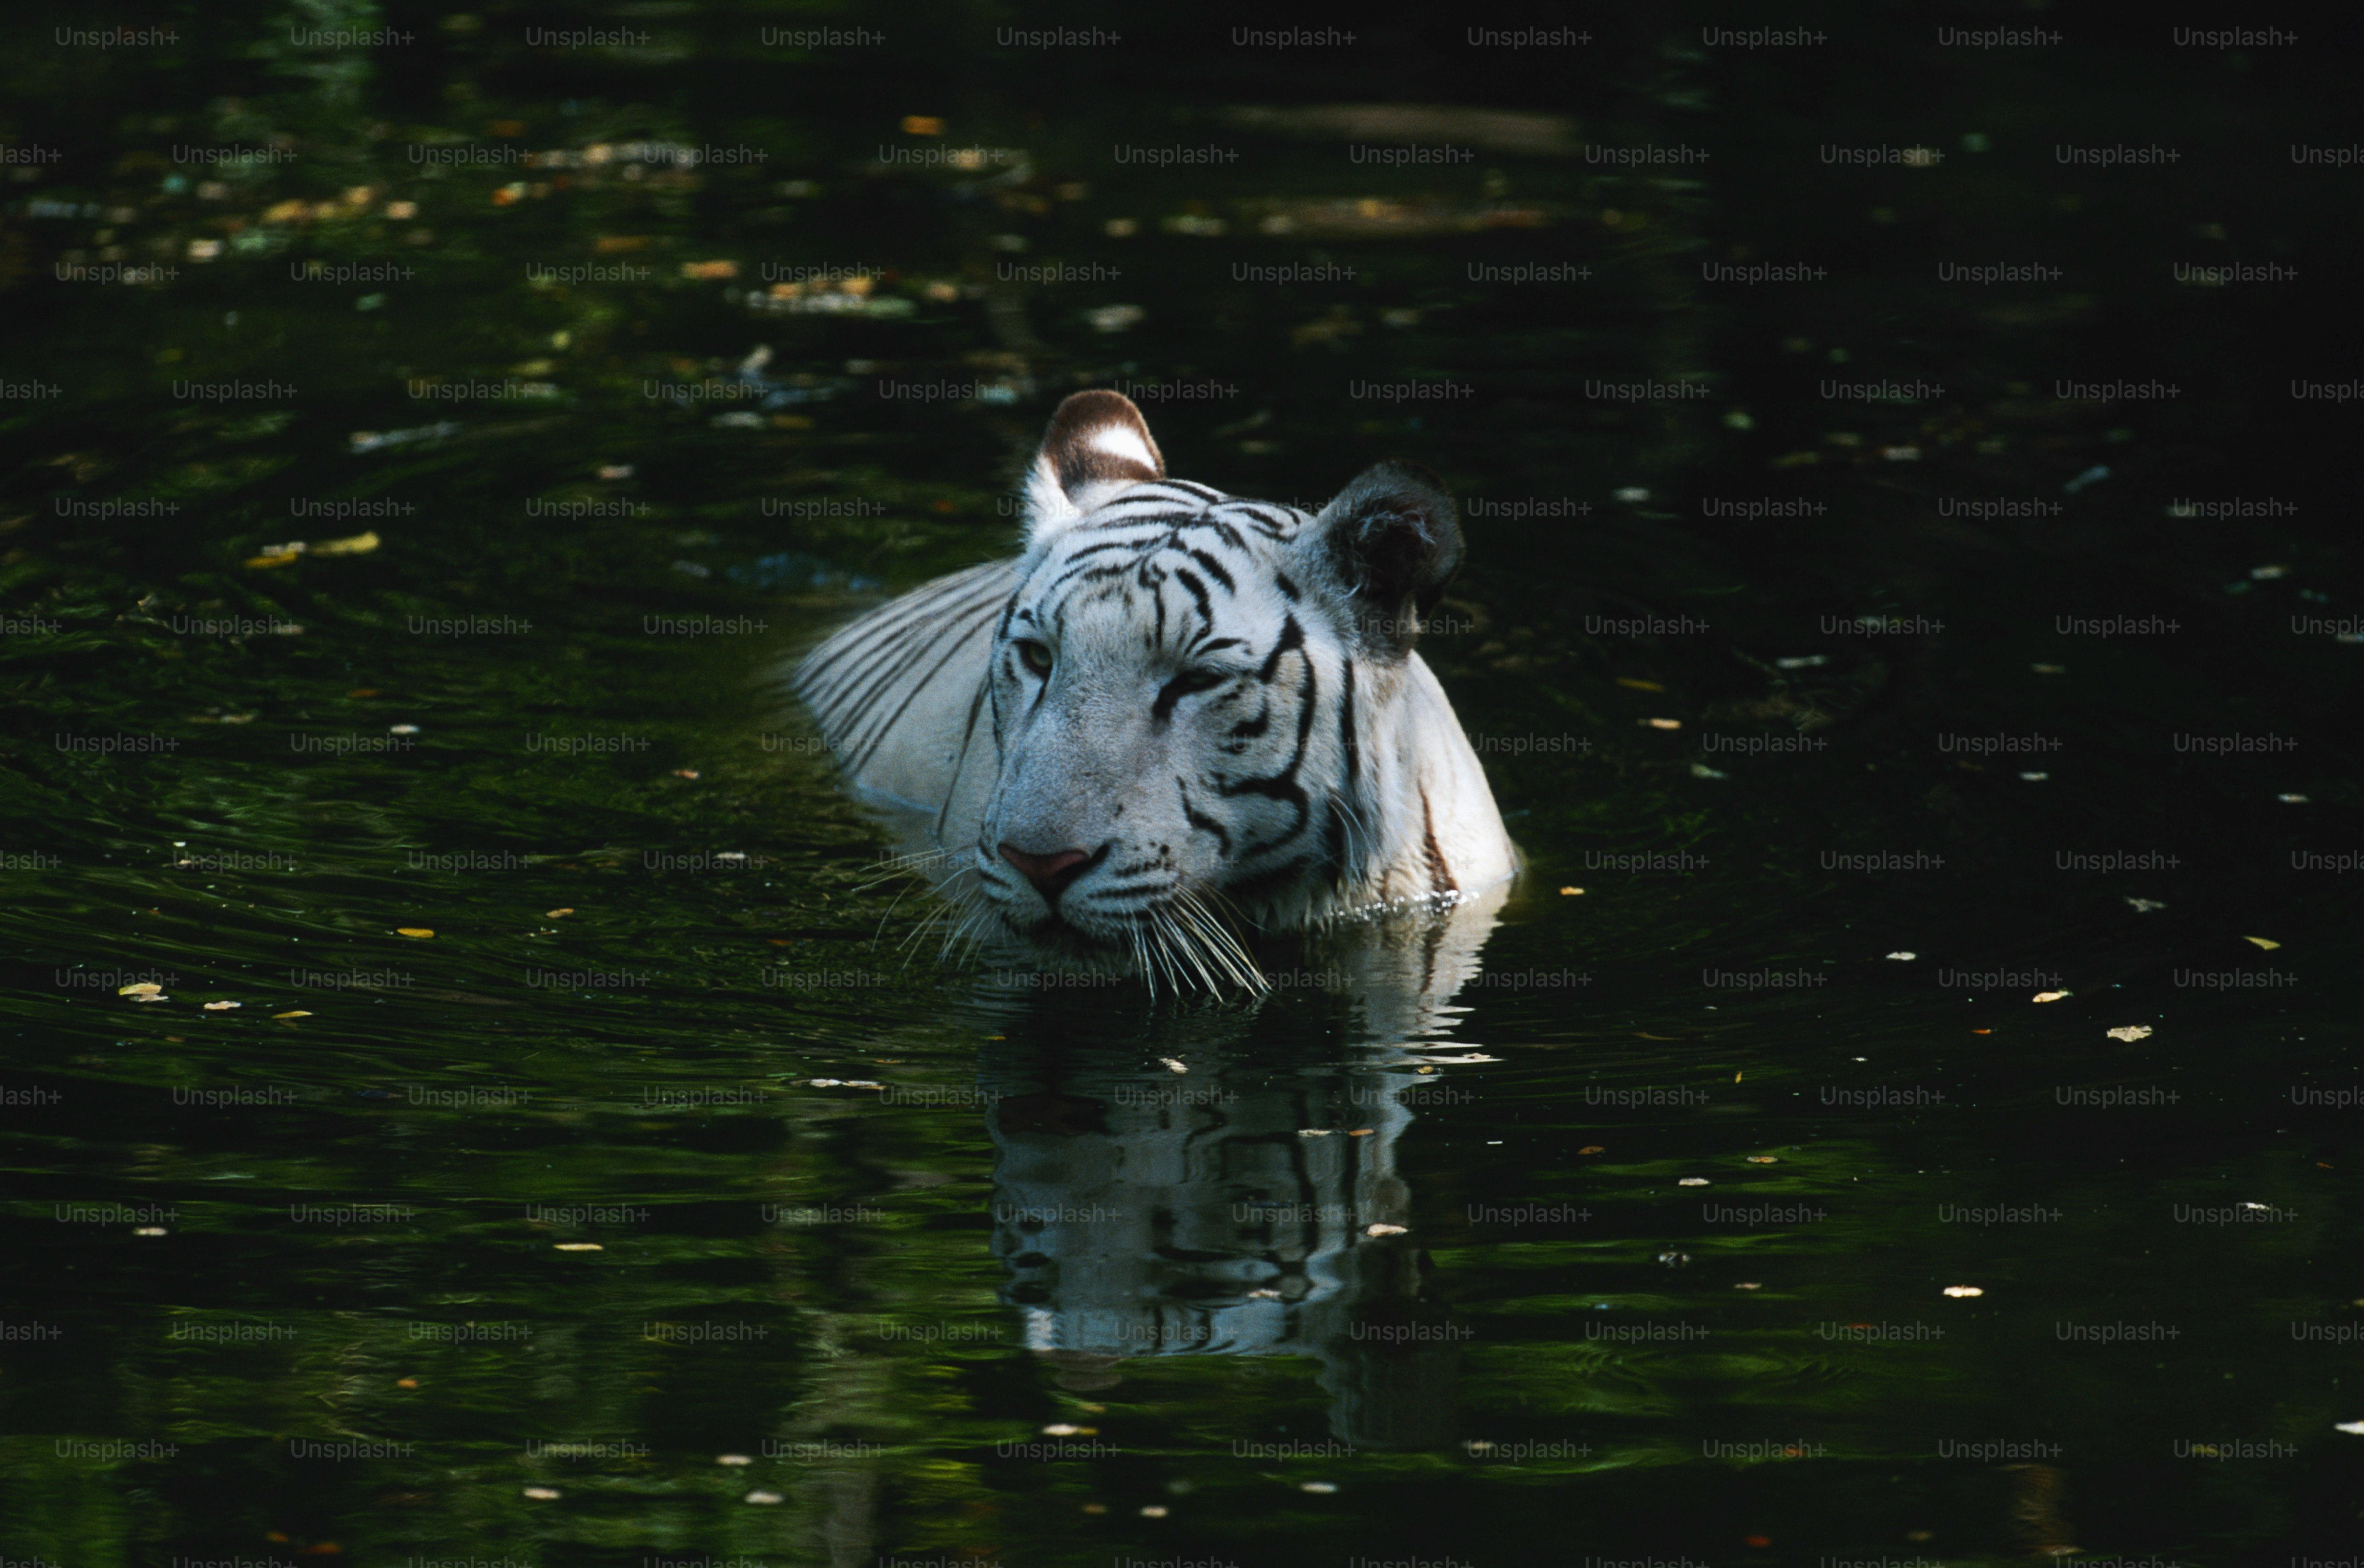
1022,390,1164,545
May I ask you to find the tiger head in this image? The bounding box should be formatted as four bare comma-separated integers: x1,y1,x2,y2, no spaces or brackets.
973,390,1470,977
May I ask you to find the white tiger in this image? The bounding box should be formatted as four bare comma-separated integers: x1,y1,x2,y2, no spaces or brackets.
791,389,1518,988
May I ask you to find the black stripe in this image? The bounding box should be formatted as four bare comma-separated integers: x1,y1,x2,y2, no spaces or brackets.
1171,566,1214,631
1257,614,1304,680
1179,780,1232,855
1339,661,1361,796
1182,547,1236,592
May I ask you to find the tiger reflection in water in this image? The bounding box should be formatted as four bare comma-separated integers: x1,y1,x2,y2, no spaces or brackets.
977,888,1508,1449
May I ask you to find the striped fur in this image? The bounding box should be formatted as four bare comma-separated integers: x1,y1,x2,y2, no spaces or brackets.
792,391,1517,988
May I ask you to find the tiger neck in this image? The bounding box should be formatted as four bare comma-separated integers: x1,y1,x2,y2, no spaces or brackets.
1330,652,1514,916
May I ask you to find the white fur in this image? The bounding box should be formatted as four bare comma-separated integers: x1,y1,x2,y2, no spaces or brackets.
793,403,1517,987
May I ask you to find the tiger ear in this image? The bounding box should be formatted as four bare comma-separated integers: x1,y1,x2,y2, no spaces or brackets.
1023,389,1164,544
1297,460,1464,660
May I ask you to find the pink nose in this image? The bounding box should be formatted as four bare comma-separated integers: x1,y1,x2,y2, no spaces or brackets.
999,843,1091,900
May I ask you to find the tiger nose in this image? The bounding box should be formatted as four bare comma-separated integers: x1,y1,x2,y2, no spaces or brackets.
998,843,1092,901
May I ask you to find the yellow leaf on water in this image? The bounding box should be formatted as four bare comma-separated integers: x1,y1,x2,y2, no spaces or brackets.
2106,1025,2154,1042
553,1243,603,1252
396,928,434,938
1558,886,1584,895
2244,936,2281,950
1943,1285,1984,1298
2033,990,2071,1003
545,908,574,918
1643,717,1682,730
118,982,163,996
245,550,303,569
1615,678,1665,692
273,1011,313,1019
311,530,380,556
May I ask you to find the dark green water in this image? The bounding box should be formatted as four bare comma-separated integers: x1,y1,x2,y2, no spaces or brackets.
4,5,2362,1564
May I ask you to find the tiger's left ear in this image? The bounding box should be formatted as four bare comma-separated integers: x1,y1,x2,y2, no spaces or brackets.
1022,389,1164,544
1295,460,1464,660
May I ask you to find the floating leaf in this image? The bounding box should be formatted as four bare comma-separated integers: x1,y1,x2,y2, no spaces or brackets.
1578,1146,1605,1155
2244,936,2281,950
2033,990,2071,1003
1678,1177,1709,1187
553,1242,603,1252
545,908,574,918
311,531,380,556
273,1010,313,1019
396,928,433,938
1615,678,1665,692
202,1000,240,1011
1364,1223,1408,1237
1942,1285,1984,1298
1559,885,1584,896
1159,1057,1187,1073
118,982,163,996
2106,1025,2153,1042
